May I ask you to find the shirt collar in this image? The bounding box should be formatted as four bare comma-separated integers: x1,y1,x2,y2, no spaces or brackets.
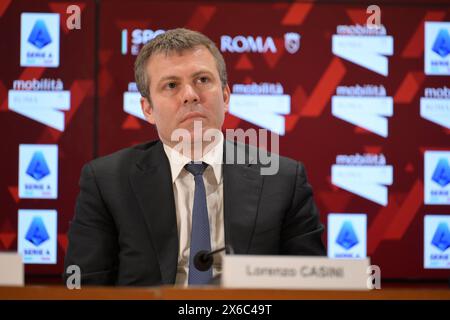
162,132,224,184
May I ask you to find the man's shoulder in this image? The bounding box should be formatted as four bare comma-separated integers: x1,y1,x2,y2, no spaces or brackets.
87,140,161,174
225,139,303,176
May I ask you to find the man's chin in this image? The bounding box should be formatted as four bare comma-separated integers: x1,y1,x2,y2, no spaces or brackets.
171,126,221,143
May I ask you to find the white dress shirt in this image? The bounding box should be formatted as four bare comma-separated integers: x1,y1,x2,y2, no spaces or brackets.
162,134,225,286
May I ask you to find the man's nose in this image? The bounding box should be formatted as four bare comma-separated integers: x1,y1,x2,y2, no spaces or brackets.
181,84,200,105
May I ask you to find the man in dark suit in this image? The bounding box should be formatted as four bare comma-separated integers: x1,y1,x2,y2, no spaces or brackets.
64,28,325,286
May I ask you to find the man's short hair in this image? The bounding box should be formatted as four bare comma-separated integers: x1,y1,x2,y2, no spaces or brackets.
134,28,228,100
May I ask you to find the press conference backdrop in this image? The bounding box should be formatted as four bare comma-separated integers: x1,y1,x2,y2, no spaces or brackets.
0,0,449,281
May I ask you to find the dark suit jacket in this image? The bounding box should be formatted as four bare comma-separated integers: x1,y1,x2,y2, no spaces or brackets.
64,140,325,286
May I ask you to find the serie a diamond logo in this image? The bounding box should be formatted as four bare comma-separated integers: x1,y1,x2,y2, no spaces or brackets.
336,221,359,250
25,217,50,246
432,158,450,187
432,29,450,58
431,222,450,252
26,151,50,181
27,19,52,49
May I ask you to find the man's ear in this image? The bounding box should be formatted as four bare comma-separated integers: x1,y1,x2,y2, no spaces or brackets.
223,84,231,113
140,96,156,124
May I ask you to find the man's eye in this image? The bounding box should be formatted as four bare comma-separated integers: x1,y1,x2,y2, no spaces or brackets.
166,82,177,89
198,76,209,83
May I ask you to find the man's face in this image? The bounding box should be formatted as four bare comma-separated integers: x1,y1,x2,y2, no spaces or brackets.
140,46,230,147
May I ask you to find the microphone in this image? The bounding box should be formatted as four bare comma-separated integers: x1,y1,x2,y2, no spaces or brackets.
193,245,233,271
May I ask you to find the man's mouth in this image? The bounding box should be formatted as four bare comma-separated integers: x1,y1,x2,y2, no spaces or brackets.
181,112,206,122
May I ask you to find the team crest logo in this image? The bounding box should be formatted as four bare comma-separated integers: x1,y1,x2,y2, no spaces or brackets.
284,32,301,54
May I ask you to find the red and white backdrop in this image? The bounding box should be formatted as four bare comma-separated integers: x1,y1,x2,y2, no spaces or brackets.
1,0,449,280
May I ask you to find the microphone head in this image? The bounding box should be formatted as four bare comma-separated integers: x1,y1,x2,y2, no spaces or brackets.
193,250,214,271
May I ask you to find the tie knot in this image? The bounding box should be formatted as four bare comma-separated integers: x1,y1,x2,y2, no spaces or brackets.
184,162,208,176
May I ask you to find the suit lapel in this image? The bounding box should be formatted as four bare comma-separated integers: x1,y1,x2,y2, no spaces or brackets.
223,140,264,254
129,141,178,284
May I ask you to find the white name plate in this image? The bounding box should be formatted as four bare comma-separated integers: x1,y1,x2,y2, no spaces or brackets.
222,255,370,290
0,253,24,286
